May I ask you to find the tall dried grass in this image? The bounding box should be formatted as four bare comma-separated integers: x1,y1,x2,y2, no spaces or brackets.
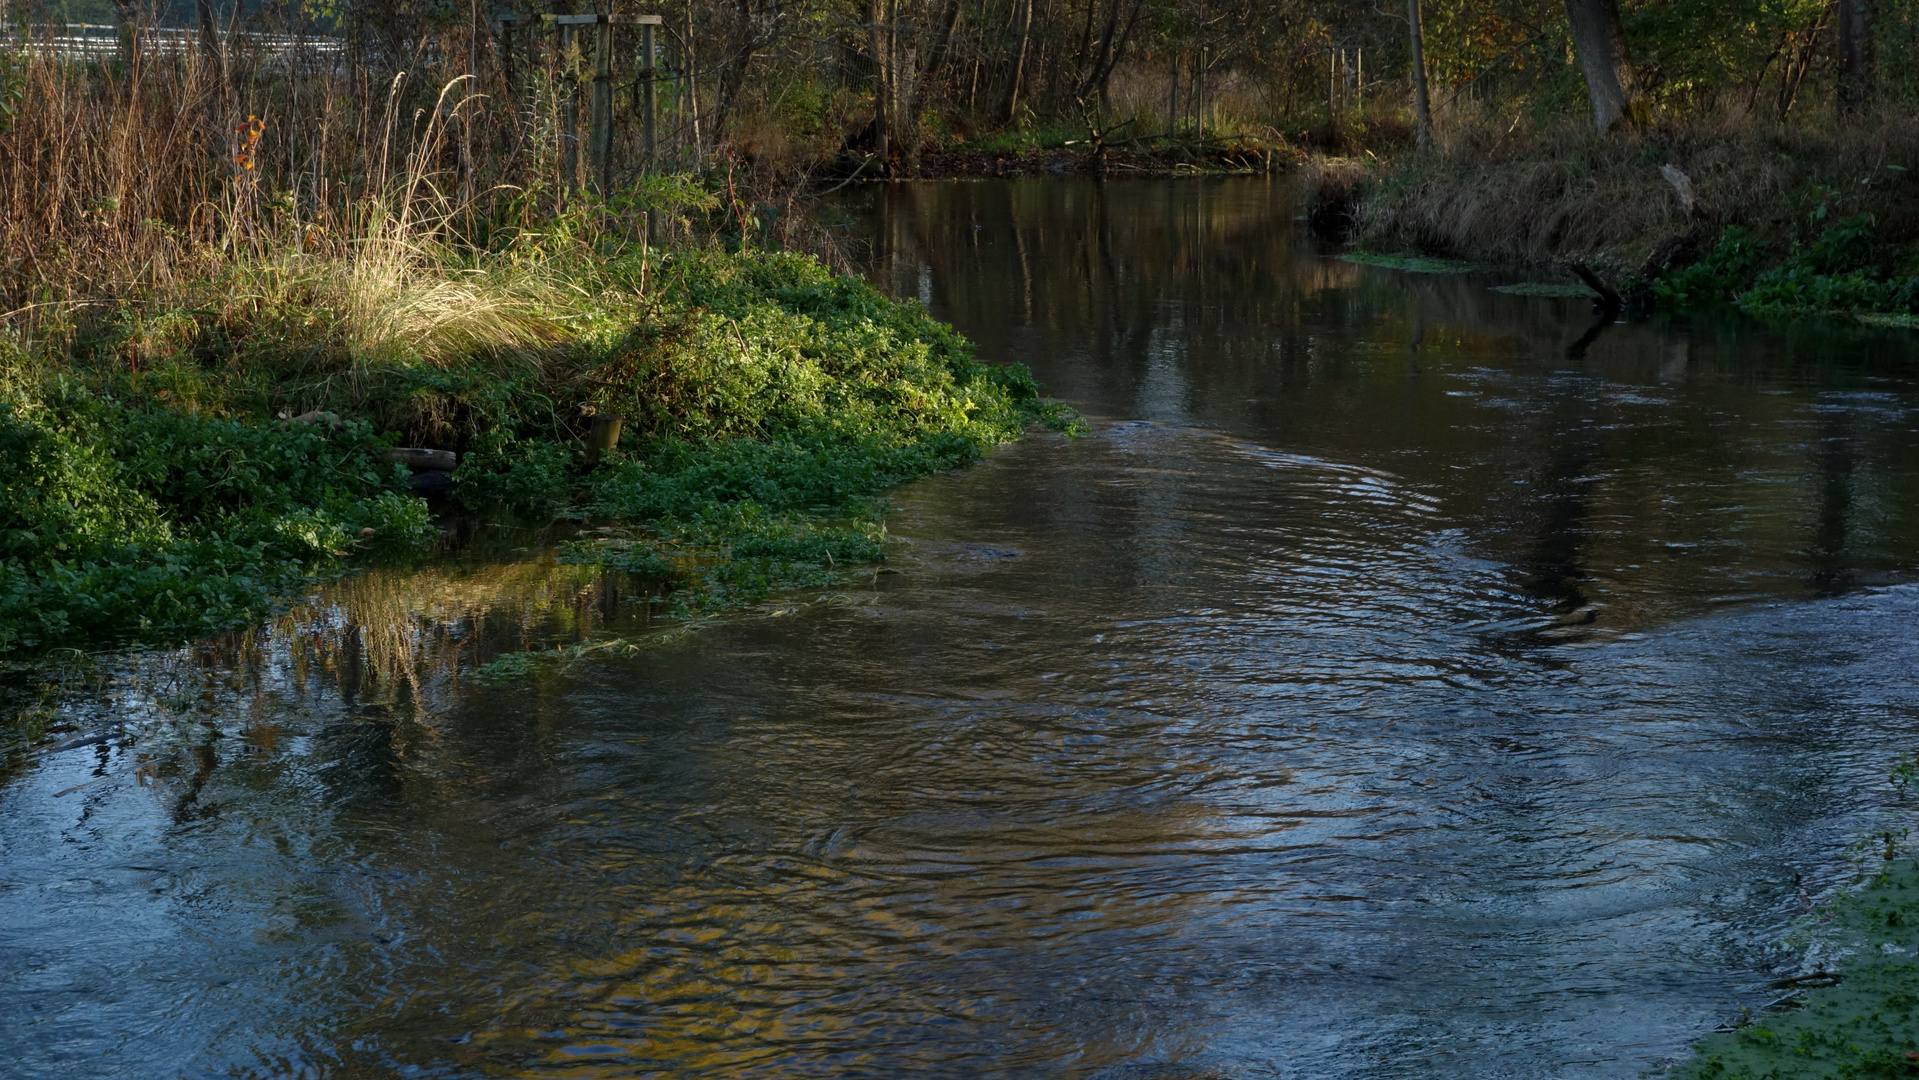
1345,98,1919,270
0,29,606,375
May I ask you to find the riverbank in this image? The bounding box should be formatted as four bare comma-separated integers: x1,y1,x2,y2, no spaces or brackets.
0,233,1066,657
1309,111,1919,325
1675,850,1919,1078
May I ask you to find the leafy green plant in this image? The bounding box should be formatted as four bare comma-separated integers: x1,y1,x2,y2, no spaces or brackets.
452,429,578,514
1738,216,1919,317
1655,226,1770,306
553,248,1065,620
0,49,25,135
0,390,430,652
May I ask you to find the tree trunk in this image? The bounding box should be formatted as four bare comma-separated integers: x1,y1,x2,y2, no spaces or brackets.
902,0,965,170
1076,0,1141,108
1836,0,1873,117
1408,0,1433,151
1002,0,1032,123
869,0,893,163
1563,0,1641,132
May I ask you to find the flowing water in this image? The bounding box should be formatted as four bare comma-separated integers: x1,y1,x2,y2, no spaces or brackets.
8,177,1919,1079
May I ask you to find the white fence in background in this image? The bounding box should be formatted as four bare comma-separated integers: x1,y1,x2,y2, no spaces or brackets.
2,23,345,64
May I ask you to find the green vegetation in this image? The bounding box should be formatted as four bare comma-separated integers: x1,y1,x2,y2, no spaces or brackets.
1340,252,1486,275
1678,853,1919,1079
0,17,1074,661
1657,216,1919,322
0,387,429,651
1490,282,1599,298
0,235,1065,657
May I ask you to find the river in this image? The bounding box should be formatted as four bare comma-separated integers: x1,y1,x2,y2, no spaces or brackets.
6,177,1919,1079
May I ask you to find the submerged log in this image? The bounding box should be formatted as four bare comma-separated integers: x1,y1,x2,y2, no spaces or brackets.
1567,262,1623,311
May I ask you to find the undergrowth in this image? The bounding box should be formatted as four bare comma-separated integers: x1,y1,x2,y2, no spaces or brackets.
1339,108,1919,327
0,236,1069,658
0,383,429,651
1676,851,1919,1079
1657,215,1919,321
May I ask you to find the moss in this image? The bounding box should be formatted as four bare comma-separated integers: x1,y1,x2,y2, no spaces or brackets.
1491,282,1600,298
1341,252,1488,275
1676,857,1919,1079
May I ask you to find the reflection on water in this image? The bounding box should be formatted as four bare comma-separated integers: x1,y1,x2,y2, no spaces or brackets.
844,177,1919,634
7,178,1919,1079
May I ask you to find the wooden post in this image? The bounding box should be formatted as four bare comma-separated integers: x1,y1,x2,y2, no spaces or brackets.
585,414,624,466
592,18,614,193
116,17,138,68
1330,48,1338,129
497,15,526,102
560,21,579,191
641,21,658,173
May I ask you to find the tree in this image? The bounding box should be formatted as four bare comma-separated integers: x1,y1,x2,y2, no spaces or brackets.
1836,0,1873,116
1563,0,1641,132
1408,0,1433,151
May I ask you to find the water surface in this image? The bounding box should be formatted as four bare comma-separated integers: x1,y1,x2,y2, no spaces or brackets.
7,177,1919,1079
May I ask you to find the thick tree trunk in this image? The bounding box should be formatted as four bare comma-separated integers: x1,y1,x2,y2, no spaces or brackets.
1836,0,1873,116
1564,0,1641,132
1407,0,1432,150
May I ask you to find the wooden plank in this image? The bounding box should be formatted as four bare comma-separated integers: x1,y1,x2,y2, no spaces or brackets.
544,13,663,24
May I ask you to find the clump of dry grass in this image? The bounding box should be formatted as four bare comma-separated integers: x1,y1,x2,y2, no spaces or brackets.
1345,100,1919,271
0,39,614,435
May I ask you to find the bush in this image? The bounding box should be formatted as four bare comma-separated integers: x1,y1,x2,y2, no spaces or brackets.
562,247,1062,616
1656,216,1919,318
0,389,430,651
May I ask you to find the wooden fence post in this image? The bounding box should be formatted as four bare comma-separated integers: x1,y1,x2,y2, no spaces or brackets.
591,17,614,193
496,14,525,101
559,20,580,191
641,21,658,173
548,14,665,195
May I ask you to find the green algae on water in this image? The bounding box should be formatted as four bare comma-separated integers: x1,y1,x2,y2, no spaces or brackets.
1341,252,1487,275
1859,312,1919,330
1677,856,1919,1079
1492,282,1600,298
